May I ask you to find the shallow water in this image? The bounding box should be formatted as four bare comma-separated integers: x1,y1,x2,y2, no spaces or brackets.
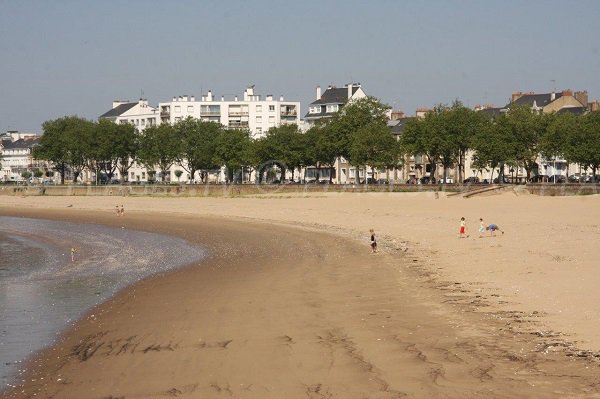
0,216,206,390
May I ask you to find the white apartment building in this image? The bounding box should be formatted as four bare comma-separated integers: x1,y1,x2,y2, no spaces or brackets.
97,86,300,183
158,86,300,138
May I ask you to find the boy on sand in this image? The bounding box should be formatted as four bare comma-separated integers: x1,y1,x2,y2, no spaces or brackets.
116,205,120,217
479,218,485,237
70,247,77,262
459,217,469,238
120,205,125,217
486,223,504,237
369,229,377,253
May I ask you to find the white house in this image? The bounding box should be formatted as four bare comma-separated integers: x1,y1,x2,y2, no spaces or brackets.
0,133,51,183
98,98,159,131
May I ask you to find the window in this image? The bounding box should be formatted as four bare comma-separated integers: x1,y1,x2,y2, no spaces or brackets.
256,105,262,112
174,106,181,113
256,116,262,123
268,116,275,124
187,105,194,113
141,119,145,126
256,127,262,134
310,106,321,114
142,172,146,179
269,105,275,111
326,104,339,113
130,172,135,179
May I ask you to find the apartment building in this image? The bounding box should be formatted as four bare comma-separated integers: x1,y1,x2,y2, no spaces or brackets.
158,86,300,138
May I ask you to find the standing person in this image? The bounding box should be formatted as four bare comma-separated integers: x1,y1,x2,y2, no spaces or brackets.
70,247,77,262
116,205,120,217
369,229,377,253
120,205,125,217
486,223,504,237
478,218,486,237
459,217,469,238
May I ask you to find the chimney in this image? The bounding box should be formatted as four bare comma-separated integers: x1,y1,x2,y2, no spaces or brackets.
575,91,588,107
182,95,188,101
561,89,573,97
221,96,225,102
316,86,321,100
550,92,556,101
173,97,177,102
347,83,352,100
243,88,249,101
190,95,195,102
207,90,213,101
234,96,238,102
279,95,283,101
511,92,523,103
266,95,273,101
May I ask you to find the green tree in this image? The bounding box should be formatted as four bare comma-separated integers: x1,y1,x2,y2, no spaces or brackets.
256,124,305,182
570,112,600,176
138,124,181,183
174,169,183,183
504,105,549,180
349,122,400,183
21,171,32,182
400,115,441,184
34,116,93,183
174,118,222,183
471,115,514,182
213,128,252,183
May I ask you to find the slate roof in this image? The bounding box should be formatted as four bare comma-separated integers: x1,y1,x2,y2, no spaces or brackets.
309,87,359,106
99,102,137,119
511,93,563,108
478,107,505,119
557,106,587,115
388,118,413,135
2,137,40,150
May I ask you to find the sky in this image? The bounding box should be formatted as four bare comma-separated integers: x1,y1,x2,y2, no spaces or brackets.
1,0,599,133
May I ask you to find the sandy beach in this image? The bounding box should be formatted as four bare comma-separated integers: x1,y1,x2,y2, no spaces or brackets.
1,190,600,398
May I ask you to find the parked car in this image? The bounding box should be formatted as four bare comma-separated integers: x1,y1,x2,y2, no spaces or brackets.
493,177,510,184
419,176,436,184
463,177,479,184
582,175,600,183
528,175,548,183
547,175,566,183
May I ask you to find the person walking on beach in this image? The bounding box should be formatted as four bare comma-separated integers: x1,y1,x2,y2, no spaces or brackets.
119,205,125,217
459,217,469,238
116,205,120,217
70,247,77,262
486,223,504,237
369,229,377,253
479,218,486,238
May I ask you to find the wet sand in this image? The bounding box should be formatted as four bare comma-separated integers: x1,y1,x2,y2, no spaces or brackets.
1,194,600,398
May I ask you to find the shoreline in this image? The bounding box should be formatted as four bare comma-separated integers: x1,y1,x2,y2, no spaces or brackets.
1,196,600,397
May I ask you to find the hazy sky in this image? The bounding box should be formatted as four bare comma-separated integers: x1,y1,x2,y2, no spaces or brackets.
1,0,599,133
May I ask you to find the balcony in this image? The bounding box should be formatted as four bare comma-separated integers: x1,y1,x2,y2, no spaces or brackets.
280,110,297,117
200,111,221,116
228,121,249,128
228,111,249,117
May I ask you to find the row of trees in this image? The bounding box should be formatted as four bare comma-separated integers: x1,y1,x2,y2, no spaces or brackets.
33,97,600,185
34,98,403,184
401,103,600,182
